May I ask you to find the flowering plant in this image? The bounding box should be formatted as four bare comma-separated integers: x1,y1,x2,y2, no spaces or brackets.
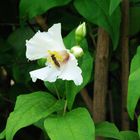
26,23,83,85
1,1,140,140
2,22,94,140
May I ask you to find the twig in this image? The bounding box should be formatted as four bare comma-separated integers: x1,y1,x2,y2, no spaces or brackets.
80,88,93,113
108,90,114,122
35,15,48,31
0,94,14,104
0,23,19,26
121,0,130,130
88,24,97,49
26,21,36,33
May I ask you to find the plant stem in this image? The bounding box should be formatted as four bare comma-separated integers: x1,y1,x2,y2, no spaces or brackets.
88,23,97,49
63,100,67,116
121,0,130,130
80,88,93,113
93,27,109,140
108,90,114,122
54,84,60,100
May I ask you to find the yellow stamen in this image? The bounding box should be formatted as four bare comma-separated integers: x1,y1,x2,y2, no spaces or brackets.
48,50,63,62
47,50,69,67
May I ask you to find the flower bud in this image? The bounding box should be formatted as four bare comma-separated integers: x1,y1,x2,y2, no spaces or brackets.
75,22,86,44
71,46,84,58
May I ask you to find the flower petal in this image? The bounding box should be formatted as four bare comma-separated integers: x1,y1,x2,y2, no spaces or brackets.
30,66,61,82
26,23,65,60
58,54,83,85
48,23,65,50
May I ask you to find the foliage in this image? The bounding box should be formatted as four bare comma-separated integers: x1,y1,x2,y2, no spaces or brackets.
127,46,140,120
0,0,140,140
19,0,72,23
44,108,95,140
74,0,121,49
5,91,65,140
95,121,120,139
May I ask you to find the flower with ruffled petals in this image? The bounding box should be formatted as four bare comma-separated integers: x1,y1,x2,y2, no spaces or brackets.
26,23,83,85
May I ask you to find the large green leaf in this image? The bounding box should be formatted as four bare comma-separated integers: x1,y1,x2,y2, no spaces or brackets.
130,7,140,36
0,130,5,140
44,108,95,140
120,131,140,140
74,0,121,49
45,31,93,109
19,0,72,21
5,91,64,140
127,46,140,120
95,121,120,139
109,0,121,15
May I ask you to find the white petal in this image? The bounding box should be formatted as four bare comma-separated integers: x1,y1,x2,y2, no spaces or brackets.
58,54,83,85
26,23,65,60
30,66,61,82
48,23,65,50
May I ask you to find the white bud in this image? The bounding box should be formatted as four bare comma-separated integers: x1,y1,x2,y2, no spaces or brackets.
71,46,84,58
75,22,86,44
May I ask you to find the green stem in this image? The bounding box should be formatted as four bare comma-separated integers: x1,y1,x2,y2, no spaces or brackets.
63,100,67,116
54,84,60,100
64,81,68,99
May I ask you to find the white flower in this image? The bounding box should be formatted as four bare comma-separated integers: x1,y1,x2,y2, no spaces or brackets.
26,23,83,85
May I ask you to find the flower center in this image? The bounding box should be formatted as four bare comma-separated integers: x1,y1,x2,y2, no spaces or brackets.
47,50,69,67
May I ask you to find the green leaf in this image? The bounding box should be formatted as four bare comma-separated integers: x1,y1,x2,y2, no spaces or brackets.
44,108,95,140
45,31,93,109
127,46,140,120
0,38,13,66
95,121,120,139
120,131,140,140
0,129,5,139
130,0,140,3
64,31,93,109
5,91,64,140
130,7,140,36
7,27,34,58
7,27,38,83
74,0,121,49
138,116,140,137
109,0,121,15
19,0,72,21
45,79,66,97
